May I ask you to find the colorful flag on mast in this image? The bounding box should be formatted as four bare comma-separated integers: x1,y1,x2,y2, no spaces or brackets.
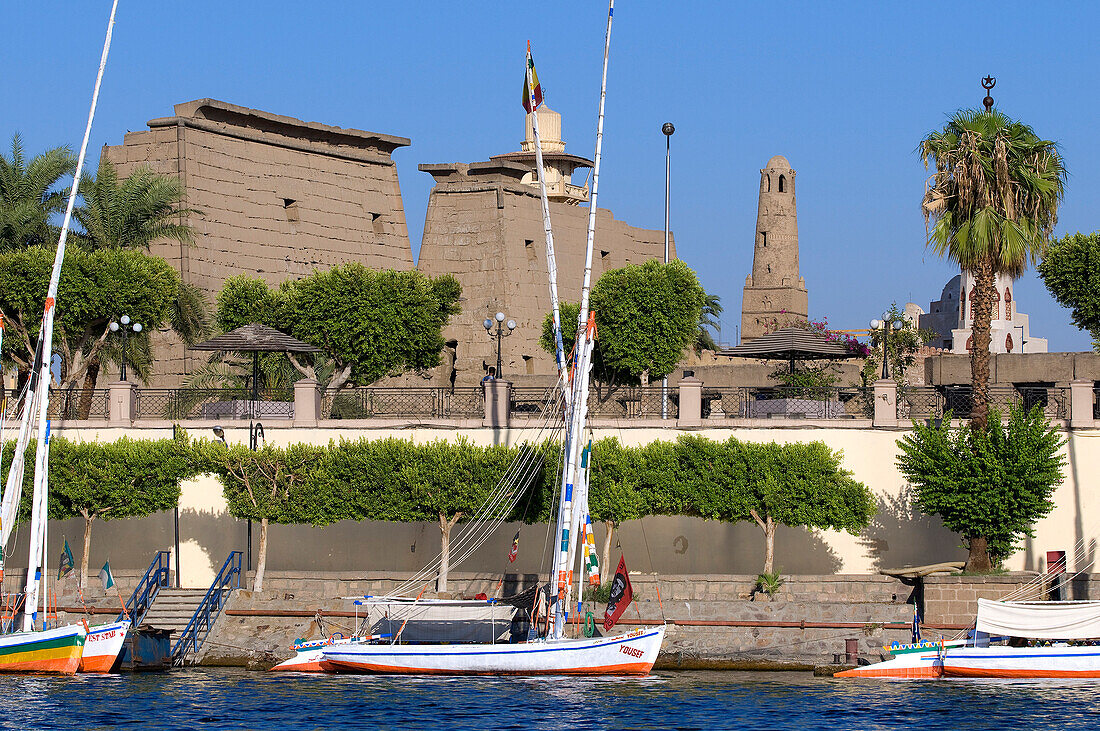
603,555,634,630
508,530,520,563
58,538,75,580
522,44,543,113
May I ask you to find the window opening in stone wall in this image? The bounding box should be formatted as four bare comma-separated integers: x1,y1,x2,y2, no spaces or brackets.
523,355,534,375
1005,288,1012,320
760,231,767,247
1005,333,1014,352
600,250,610,268
778,175,786,193
371,212,384,235
526,239,537,267
762,175,770,193
283,198,299,223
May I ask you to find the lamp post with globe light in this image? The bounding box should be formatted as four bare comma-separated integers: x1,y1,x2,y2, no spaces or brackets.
870,316,904,380
483,311,516,378
109,315,143,381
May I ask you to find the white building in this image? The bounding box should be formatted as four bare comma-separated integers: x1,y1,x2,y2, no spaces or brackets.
908,273,1047,354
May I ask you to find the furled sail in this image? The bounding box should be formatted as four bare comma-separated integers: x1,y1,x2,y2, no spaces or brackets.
976,598,1100,639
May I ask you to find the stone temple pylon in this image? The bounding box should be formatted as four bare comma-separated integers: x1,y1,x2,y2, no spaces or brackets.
739,155,809,343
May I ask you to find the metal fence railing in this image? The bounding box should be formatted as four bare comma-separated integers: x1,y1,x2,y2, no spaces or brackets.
702,386,872,420
510,386,565,419
899,385,1069,421
134,389,294,420
586,386,679,419
320,387,483,420
48,388,109,420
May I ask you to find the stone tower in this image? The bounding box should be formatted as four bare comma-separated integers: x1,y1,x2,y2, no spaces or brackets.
740,154,808,342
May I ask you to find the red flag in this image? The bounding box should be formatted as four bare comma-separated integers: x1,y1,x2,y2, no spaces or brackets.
508,530,520,563
603,555,633,630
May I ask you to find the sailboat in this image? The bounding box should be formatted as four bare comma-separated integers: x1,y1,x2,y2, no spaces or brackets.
0,0,124,675
321,1,666,676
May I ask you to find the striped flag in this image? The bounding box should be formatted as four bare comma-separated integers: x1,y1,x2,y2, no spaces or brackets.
58,538,75,580
508,530,520,563
522,45,543,113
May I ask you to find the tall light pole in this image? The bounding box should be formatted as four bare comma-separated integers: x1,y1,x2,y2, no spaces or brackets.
870,316,903,379
662,122,675,419
109,314,143,381
483,311,516,378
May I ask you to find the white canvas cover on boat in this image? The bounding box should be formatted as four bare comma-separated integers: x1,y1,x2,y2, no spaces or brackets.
363,601,516,643
975,599,1100,639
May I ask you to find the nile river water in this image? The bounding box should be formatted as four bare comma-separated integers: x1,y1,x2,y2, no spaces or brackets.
3,669,1100,730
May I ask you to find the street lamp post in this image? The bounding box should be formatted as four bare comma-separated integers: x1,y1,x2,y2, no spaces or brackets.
870,316,904,379
483,311,516,378
661,122,675,419
108,314,143,381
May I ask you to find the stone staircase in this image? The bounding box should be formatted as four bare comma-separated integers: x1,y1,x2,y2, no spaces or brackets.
140,588,209,636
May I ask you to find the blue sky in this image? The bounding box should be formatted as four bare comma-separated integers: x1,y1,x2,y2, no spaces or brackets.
3,1,1097,350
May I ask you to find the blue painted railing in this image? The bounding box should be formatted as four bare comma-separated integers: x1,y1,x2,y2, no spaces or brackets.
119,550,172,625
170,551,242,665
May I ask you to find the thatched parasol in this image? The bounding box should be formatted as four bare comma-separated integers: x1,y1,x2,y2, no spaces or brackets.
717,327,856,373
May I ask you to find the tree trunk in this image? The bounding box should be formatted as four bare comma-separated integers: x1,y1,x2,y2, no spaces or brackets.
969,258,995,431
600,520,615,585
437,512,462,595
81,513,94,591
253,517,269,593
77,358,101,419
751,509,775,575
965,535,994,573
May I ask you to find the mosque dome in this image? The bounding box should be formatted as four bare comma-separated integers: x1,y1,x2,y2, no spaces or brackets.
765,154,791,170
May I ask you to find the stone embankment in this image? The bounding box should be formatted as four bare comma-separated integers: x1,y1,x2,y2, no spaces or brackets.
56,571,1074,670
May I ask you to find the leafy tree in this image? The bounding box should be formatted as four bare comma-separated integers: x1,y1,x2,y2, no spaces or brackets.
920,109,1065,429
541,260,705,396
0,246,182,391
861,303,936,388
897,405,1066,572
588,438,651,574
1037,231,1100,348
198,440,327,593
203,267,461,392
0,135,75,252
737,441,874,575
47,434,194,589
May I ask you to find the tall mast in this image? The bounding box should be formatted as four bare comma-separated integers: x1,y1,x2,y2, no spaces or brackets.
22,0,119,632
525,43,568,386
549,0,615,639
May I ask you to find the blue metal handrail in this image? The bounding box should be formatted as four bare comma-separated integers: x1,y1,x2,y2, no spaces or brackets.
170,550,242,665
119,550,172,625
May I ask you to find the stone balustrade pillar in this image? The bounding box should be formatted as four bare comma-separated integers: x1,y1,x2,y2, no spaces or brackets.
108,380,134,424
1069,378,1096,429
483,379,512,428
872,379,898,428
677,374,703,427
293,378,321,426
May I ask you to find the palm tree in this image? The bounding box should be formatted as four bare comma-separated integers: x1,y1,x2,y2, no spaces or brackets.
0,134,75,251
70,159,210,410
920,109,1065,431
694,293,723,353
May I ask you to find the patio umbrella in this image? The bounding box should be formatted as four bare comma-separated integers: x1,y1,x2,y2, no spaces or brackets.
716,327,856,373
190,323,320,418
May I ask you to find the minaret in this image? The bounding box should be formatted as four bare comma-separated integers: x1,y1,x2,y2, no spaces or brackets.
740,155,809,342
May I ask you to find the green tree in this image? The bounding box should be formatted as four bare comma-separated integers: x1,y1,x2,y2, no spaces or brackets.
199,440,327,593
897,405,1066,572
1037,231,1100,348
0,246,182,392
47,434,194,589
920,109,1065,430
0,135,75,252
588,438,651,574
740,441,874,575
541,260,705,395
694,293,723,353
203,267,460,391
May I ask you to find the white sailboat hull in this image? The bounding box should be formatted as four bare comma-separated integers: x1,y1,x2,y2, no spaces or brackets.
943,645,1100,678
80,620,130,673
323,625,665,676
